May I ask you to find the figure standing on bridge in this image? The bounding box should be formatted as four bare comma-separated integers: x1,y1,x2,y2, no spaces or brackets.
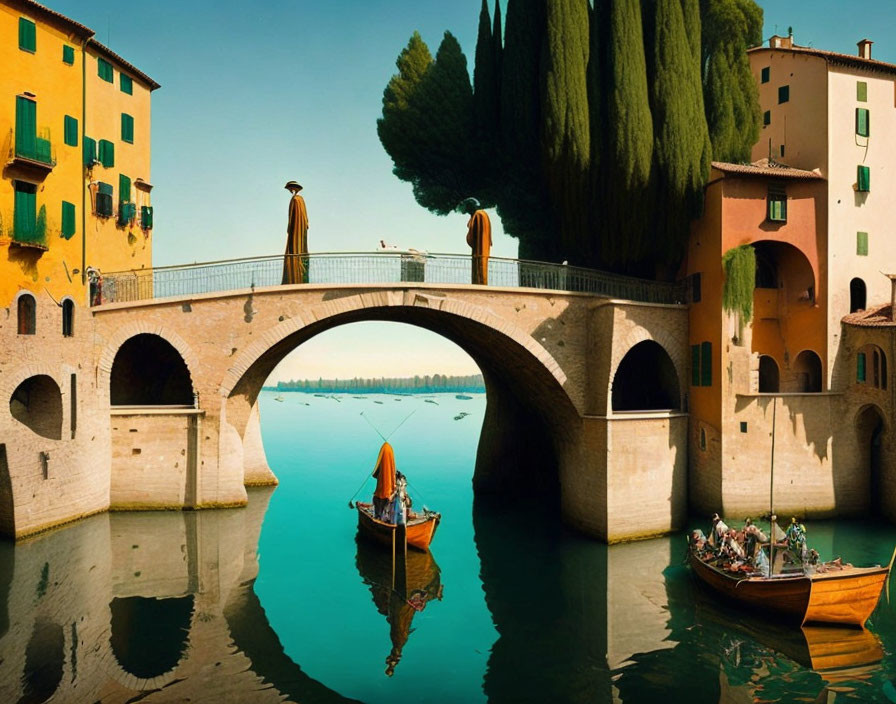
461,198,491,285
282,180,309,285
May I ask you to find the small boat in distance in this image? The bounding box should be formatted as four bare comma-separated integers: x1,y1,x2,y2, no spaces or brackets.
274,395,284,402
455,394,473,400
355,442,440,551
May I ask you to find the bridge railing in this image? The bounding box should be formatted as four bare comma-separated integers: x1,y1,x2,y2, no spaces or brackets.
93,252,687,306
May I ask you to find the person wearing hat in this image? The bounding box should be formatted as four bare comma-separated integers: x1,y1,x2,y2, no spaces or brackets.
460,197,492,285
282,180,308,284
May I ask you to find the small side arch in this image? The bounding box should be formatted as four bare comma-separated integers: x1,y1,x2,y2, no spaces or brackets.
758,355,780,393
850,277,867,313
792,349,823,393
110,334,194,406
16,291,36,335
61,297,75,337
611,340,681,412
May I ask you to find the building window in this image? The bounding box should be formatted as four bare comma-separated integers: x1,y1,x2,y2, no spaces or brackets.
63,115,78,147
850,277,867,313
18,18,36,52
780,144,785,157
119,174,131,203
763,110,771,126
778,85,789,104
83,136,97,166
759,355,780,392
13,180,38,244
121,113,134,143
767,187,787,222
857,165,871,192
858,352,867,382
141,206,153,230
858,347,888,389
740,422,748,433
120,74,133,95
95,182,113,217
857,81,868,102
62,299,74,337
691,273,702,303
98,139,114,167
857,231,868,256
62,45,74,65
856,108,870,137
17,294,36,335
98,57,113,82
15,95,37,159
61,201,76,239
761,67,770,83
691,342,712,387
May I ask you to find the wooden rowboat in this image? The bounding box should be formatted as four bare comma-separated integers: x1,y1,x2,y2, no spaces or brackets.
356,502,440,551
688,546,894,627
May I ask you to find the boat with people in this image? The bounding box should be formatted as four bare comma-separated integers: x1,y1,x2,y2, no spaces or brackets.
353,441,440,551
688,396,894,627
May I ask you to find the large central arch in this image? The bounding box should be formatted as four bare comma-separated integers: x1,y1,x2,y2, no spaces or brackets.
220,297,581,498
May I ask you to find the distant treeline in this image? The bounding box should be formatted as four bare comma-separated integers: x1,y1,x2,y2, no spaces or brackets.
268,374,485,394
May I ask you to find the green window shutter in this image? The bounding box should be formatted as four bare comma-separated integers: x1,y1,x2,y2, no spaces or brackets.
761,67,770,84
858,353,867,383
857,82,868,102
778,85,789,104
62,45,75,65
856,108,870,137
98,57,113,82
98,139,114,167
96,182,113,217
64,115,78,147
768,196,786,222
858,165,871,192
691,345,701,386
120,74,133,95
119,174,131,203
83,136,97,166
857,231,869,256
15,96,37,159
700,342,712,387
61,201,76,239
13,183,37,242
19,18,36,52
121,113,134,143
141,205,153,230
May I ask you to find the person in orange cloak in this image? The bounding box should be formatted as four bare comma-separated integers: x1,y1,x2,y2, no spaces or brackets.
372,442,396,521
282,180,309,284
462,197,491,285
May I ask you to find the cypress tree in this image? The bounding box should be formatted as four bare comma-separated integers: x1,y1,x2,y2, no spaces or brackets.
473,0,500,205
680,0,712,215
701,0,762,162
643,0,711,268
600,0,654,268
541,0,591,263
493,0,503,82
498,0,552,260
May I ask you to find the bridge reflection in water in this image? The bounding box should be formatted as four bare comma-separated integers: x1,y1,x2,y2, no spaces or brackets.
0,489,888,703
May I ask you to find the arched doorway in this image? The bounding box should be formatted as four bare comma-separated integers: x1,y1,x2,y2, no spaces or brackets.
9,375,62,440
856,405,886,514
110,333,194,405
611,340,680,411
792,350,823,392
110,595,195,680
758,355,779,392
850,278,867,313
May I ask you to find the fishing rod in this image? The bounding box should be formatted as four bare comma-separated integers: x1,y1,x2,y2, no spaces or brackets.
349,409,418,508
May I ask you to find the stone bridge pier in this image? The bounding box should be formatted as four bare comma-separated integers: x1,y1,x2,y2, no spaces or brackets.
6,282,689,543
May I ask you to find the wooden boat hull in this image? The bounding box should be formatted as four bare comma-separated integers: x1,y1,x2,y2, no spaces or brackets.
688,549,890,627
356,503,440,551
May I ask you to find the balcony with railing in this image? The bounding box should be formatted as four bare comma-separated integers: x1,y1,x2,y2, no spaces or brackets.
6,127,56,175
93,252,689,307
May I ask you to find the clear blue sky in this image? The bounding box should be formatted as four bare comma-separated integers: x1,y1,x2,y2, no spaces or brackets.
46,0,896,380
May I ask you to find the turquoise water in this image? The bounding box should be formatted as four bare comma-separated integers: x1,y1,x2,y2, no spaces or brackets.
2,390,896,702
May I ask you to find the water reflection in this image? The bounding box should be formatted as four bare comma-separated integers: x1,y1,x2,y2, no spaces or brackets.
354,538,443,676
0,487,357,704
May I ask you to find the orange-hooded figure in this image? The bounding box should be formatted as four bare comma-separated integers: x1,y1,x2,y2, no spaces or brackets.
372,442,396,500
465,209,492,285
282,181,309,284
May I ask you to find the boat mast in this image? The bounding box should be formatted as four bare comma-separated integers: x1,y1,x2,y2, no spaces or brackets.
769,395,777,576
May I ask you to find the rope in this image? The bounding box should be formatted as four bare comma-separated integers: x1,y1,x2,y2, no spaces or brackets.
360,411,387,441
347,472,372,508
386,409,416,440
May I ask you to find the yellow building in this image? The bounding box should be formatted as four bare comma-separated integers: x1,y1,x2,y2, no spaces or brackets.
0,0,158,307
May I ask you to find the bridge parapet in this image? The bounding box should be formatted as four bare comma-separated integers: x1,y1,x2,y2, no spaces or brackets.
93,252,687,307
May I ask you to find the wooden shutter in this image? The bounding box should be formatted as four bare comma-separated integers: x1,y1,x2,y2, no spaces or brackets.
61,201,76,239
121,113,134,143
858,165,870,192
856,108,870,137
141,206,153,230
98,57,113,82
18,18,36,52
700,342,712,387
761,67,770,83
119,174,131,202
120,74,133,95
13,183,36,241
99,139,114,167
857,231,868,256
83,136,96,166
15,96,36,158
63,45,74,65
857,81,868,102
64,115,78,147
778,85,789,103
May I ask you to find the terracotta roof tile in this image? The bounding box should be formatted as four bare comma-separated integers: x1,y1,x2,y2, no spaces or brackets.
711,159,824,180
748,44,896,76
843,303,896,327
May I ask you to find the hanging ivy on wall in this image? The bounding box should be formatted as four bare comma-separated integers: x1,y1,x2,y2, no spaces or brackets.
722,244,755,323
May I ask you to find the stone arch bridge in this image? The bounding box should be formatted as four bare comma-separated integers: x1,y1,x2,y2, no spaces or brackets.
3,253,690,543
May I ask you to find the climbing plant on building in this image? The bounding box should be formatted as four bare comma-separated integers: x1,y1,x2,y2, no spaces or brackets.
722,244,756,332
